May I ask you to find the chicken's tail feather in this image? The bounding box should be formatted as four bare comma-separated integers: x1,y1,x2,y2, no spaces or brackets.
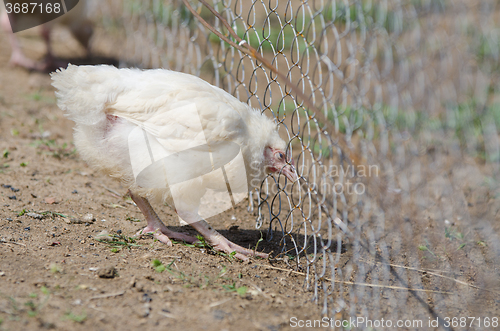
50,64,123,126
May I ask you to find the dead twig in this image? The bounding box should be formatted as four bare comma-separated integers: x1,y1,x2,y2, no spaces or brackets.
359,258,499,295
102,185,123,197
0,240,26,247
158,311,178,319
89,291,125,301
207,298,232,309
162,255,182,259
255,264,454,294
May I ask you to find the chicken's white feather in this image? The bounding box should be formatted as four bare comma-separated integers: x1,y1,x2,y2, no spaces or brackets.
51,64,286,211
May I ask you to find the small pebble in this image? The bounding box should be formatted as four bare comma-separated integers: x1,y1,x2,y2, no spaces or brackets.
44,197,56,204
1,184,11,189
24,227,30,231
213,310,226,321
26,212,43,219
97,266,117,278
142,293,152,302
8,196,16,200
72,190,78,194
10,187,19,192
6,218,12,221
116,230,122,234
135,303,151,318
94,230,113,241
82,213,95,222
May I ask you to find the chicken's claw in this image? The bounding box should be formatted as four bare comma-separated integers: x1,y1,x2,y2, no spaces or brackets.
190,220,268,261
135,227,196,246
210,235,269,261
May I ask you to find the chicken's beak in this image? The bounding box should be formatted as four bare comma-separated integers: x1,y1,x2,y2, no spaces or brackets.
283,164,298,182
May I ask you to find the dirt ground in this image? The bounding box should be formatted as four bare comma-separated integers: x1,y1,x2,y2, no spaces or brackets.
0,27,331,331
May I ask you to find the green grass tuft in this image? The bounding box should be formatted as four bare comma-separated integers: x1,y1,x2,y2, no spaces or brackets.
63,311,87,323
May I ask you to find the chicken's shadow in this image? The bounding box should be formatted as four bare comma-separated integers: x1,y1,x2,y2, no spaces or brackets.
168,225,348,259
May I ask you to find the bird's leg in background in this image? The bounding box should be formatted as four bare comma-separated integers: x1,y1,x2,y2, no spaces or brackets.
189,218,269,261
41,24,53,59
0,11,43,70
69,20,93,58
39,23,68,70
128,190,197,245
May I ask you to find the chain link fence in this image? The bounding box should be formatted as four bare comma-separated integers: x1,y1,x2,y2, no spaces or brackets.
88,0,499,327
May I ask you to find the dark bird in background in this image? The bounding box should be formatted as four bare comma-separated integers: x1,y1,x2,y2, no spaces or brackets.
51,64,297,260
1,1,92,71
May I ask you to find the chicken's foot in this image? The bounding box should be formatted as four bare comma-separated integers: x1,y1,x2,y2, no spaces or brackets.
129,190,197,246
190,219,269,261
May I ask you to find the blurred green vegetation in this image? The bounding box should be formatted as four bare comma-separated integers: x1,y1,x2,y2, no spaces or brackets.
471,31,500,71
288,96,500,162
124,0,195,29
127,0,464,61
323,1,403,32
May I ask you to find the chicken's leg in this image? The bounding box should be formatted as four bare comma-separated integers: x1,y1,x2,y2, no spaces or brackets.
129,190,197,245
0,12,42,70
190,219,269,261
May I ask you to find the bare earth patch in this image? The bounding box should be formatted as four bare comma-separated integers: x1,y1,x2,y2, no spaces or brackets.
0,29,325,331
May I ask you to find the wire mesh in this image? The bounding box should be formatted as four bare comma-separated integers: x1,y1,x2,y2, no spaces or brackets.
90,0,500,327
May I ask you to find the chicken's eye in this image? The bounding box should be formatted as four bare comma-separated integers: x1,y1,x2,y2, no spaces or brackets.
277,152,285,160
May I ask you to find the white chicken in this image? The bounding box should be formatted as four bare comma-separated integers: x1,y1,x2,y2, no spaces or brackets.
0,1,92,71
51,64,297,260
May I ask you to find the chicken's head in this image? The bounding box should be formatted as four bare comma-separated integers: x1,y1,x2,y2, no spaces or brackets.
264,146,297,182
